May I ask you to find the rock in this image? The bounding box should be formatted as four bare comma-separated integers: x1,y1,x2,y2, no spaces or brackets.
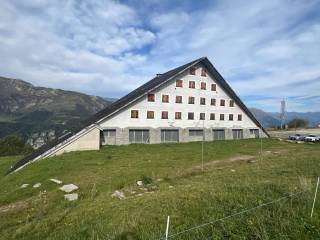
59,184,78,193
156,178,163,182
169,185,174,189
247,160,257,164
231,169,236,172
64,193,78,201
20,184,29,189
111,190,125,199
50,178,62,184
297,141,304,144
33,183,41,188
136,181,143,186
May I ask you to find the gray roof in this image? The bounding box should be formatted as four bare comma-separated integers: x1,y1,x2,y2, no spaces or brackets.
6,57,268,174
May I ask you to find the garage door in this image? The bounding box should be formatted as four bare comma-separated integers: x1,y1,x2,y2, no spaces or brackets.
213,130,225,140
232,129,243,139
161,129,179,143
129,129,150,144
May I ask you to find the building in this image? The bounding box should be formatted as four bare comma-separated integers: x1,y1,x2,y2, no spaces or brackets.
8,57,268,173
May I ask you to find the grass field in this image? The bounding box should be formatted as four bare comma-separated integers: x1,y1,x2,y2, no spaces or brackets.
0,139,319,239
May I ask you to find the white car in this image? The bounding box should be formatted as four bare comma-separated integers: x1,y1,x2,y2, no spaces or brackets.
304,135,319,142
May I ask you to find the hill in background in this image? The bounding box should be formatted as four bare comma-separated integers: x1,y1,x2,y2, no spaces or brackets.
0,77,111,145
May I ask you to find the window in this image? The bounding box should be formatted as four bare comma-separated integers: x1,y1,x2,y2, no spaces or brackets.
189,81,195,89
161,111,168,119
200,82,206,90
103,129,116,137
220,99,225,106
176,79,183,87
147,111,154,119
200,97,206,105
176,95,182,103
211,98,216,106
230,100,235,107
161,129,179,142
131,110,139,118
162,94,169,103
175,112,182,120
220,114,224,121
129,129,149,144
190,66,196,75
232,129,243,140
188,96,195,104
147,93,155,102
200,113,205,120
238,114,242,121
229,114,233,121
213,129,225,140
101,129,116,144
201,68,207,77
189,129,203,136
188,112,194,120
210,113,215,120
211,84,216,91
250,129,259,138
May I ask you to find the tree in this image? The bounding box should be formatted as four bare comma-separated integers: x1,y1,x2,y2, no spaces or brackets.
288,118,308,129
0,135,33,157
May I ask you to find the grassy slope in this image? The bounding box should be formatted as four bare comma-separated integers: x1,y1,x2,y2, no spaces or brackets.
0,139,319,240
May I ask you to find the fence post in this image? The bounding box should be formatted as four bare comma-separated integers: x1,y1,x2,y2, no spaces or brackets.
311,177,320,218
165,216,170,240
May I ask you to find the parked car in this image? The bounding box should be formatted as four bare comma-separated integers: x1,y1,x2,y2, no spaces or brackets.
288,134,305,141
304,135,319,142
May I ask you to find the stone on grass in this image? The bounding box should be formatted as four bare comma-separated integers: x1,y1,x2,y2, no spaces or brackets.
59,184,78,193
20,184,29,189
231,169,236,172
50,178,62,184
33,183,41,188
136,181,143,186
111,190,125,200
64,193,78,201
169,185,174,189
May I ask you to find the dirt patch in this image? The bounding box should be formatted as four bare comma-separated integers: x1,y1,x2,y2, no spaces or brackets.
0,200,28,214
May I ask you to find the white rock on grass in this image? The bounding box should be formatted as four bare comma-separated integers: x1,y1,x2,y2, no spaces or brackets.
59,184,78,193
50,179,62,184
136,181,143,186
33,183,41,188
20,184,29,189
111,190,125,200
64,193,78,201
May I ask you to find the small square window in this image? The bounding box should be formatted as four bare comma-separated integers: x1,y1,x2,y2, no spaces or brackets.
147,93,155,102
161,111,168,119
229,114,233,121
176,96,182,103
131,110,139,118
147,111,154,119
220,114,224,121
175,112,182,120
188,112,194,120
188,96,195,104
176,79,183,87
190,66,196,75
200,113,205,120
238,114,242,121
200,97,206,105
220,99,225,106
200,82,206,90
230,100,235,107
162,95,169,103
201,68,207,77
211,98,216,106
210,113,215,120
189,81,195,88
211,84,216,91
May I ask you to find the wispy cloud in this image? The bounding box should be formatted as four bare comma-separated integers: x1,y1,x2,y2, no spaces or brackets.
0,0,319,112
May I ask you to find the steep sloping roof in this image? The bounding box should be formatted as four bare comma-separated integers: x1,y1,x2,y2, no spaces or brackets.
6,57,268,174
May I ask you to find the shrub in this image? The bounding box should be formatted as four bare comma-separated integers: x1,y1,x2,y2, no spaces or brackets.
0,135,33,157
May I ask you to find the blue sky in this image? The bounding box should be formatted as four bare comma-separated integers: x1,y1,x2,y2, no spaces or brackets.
0,0,320,112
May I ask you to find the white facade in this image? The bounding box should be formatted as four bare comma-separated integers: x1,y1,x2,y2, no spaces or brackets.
100,63,259,130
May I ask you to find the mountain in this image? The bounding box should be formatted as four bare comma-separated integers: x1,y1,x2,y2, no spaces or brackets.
0,77,111,144
250,108,320,128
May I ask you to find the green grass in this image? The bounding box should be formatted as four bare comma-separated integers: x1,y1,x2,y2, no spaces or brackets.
0,139,319,239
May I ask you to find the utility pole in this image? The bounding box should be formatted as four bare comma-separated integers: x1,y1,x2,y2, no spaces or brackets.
280,99,286,130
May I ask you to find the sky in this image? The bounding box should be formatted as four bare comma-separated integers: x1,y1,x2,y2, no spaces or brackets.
0,0,320,112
